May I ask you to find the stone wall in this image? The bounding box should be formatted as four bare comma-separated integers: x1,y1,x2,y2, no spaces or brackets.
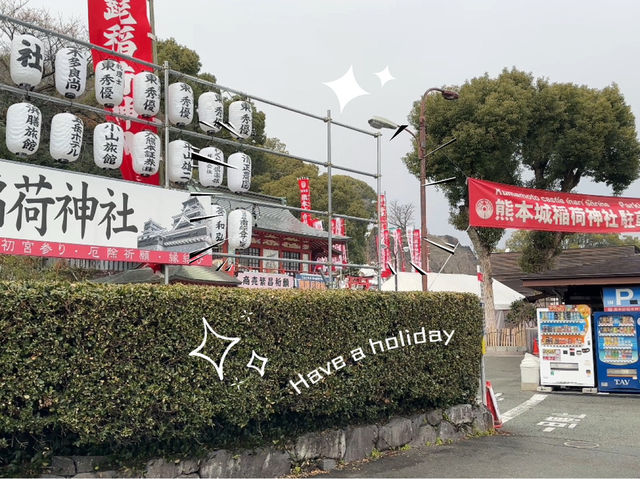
42,404,493,479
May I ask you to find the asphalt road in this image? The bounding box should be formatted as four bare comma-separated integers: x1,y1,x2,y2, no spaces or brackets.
327,355,640,478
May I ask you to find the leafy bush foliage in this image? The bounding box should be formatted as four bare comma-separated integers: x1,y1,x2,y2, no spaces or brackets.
0,282,482,466
506,299,536,326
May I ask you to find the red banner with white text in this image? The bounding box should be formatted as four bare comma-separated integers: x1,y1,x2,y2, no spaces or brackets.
412,228,421,269
298,177,313,226
88,0,159,185
379,194,391,277
331,217,348,265
469,178,640,233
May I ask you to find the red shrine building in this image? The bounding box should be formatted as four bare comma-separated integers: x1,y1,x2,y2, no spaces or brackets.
205,189,348,289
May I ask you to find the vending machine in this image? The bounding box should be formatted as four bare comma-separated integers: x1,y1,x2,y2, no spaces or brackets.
537,304,595,387
593,312,640,392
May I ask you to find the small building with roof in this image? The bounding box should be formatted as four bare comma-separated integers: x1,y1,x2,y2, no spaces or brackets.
201,189,348,277
491,246,640,301
521,254,640,311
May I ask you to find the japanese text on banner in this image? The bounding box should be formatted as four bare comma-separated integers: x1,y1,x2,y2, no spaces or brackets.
88,0,159,184
468,178,640,233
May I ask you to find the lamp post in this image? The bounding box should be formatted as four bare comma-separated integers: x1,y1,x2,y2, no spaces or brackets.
368,87,458,292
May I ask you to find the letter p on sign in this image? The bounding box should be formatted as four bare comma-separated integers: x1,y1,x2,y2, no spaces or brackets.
616,288,634,305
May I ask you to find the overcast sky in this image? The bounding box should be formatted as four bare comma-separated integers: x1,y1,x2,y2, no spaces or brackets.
22,0,640,246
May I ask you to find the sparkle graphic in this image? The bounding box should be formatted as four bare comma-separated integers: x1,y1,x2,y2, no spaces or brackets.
323,65,369,112
240,309,254,323
375,66,395,87
189,317,240,381
230,376,248,391
246,350,268,377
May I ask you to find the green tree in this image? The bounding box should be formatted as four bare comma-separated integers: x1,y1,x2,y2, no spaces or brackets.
505,230,640,252
519,81,640,271
157,37,202,76
404,68,640,329
505,299,536,327
259,172,377,266
405,68,535,329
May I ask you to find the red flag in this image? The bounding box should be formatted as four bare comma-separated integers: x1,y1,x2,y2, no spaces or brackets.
331,218,348,265
412,228,421,269
379,195,391,276
88,0,159,185
394,228,406,272
298,177,313,225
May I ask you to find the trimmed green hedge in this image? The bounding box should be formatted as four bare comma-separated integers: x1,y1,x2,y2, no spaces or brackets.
0,281,482,465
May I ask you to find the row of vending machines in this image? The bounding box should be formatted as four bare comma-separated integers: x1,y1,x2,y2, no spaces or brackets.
537,304,640,392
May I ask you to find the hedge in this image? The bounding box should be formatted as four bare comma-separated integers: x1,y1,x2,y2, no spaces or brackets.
0,281,482,466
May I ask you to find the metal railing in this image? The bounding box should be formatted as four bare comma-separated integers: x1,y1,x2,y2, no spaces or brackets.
0,13,383,288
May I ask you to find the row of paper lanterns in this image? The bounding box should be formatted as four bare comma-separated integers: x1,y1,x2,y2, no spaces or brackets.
210,205,253,251
6,101,252,190
10,33,252,136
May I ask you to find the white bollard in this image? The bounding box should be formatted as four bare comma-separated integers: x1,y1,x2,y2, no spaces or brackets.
520,353,540,391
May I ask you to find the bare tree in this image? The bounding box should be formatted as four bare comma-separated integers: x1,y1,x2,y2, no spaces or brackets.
388,200,415,231
386,201,415,271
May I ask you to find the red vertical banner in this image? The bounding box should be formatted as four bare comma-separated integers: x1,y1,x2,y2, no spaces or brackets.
339,217,347,265
405,229,414,271
330,217,348,266
297,177,313,225
88,0,159,185
379,194,391,277
395,228,406,272
412,228,421,269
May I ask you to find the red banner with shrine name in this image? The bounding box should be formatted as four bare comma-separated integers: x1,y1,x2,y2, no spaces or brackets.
88,0,159,185
469,178,640,233
297,177,313,226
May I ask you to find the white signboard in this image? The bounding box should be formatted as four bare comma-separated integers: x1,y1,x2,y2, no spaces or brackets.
0,159,214,265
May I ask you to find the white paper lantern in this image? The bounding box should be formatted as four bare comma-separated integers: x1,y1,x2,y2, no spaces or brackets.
228,100,252,139
209,204,227,246
50,113,83,163
93,122,124,169
54,47,87,99
131,130,160,176
198,92,223,133
168,82,194,126
95,59,124,107
227,209,253,251
133,71,160,117
168,140,192,184
10,34,44,89
198,146,224,187
227,152,251,193
6,102,41,156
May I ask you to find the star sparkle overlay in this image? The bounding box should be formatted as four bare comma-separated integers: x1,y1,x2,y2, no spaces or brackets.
246,350,268,377
374,66,395,87
323,65,369,112
189,317,241,381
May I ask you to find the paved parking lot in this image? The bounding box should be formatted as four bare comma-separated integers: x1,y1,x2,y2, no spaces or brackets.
328,354,640,477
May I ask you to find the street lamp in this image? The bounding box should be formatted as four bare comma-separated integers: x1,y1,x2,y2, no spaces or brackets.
369,87,459,292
